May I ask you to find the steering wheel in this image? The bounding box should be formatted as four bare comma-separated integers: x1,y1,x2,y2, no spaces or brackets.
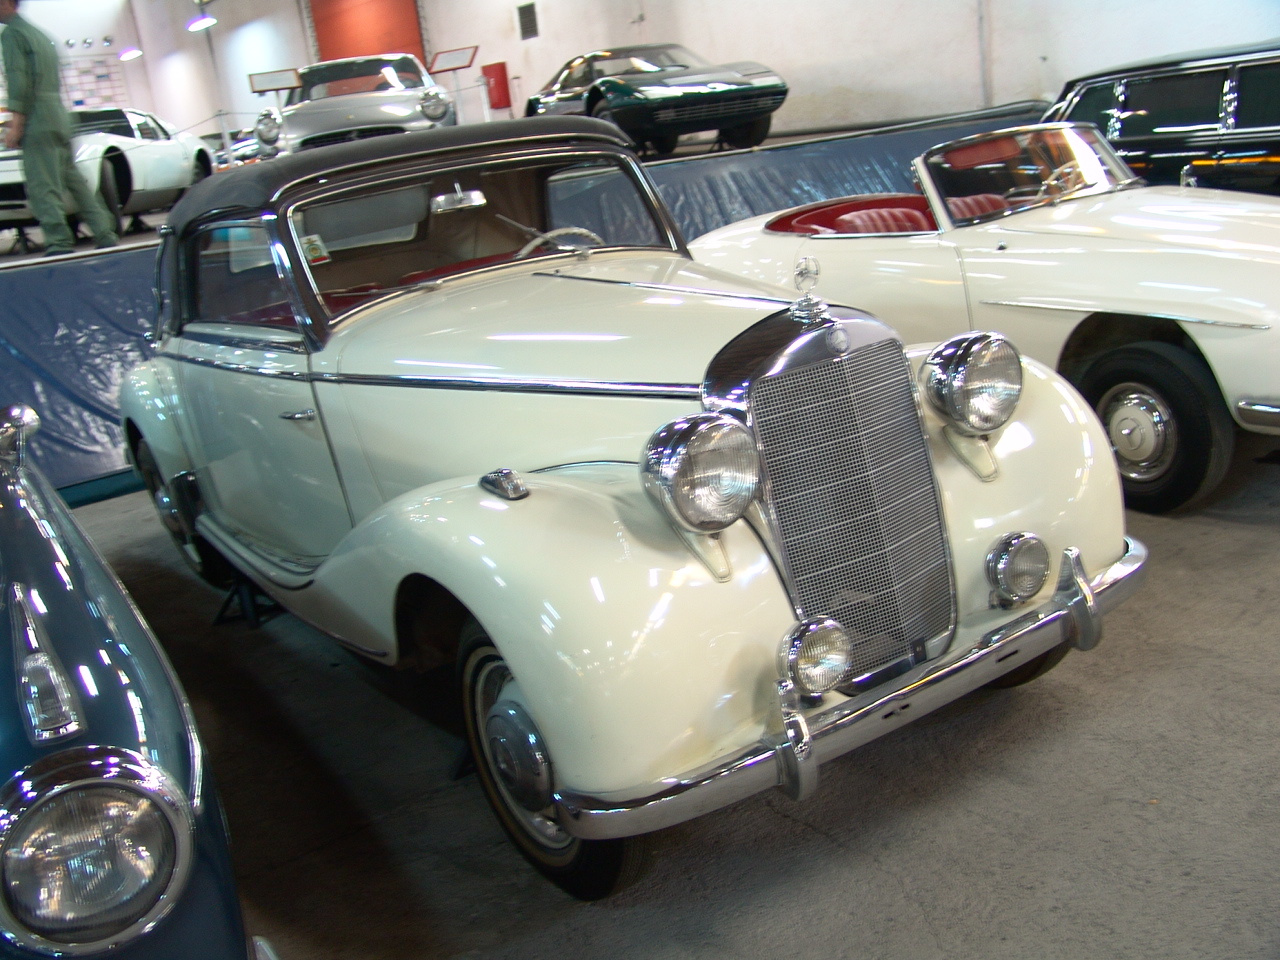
515,227,605,259
1036,162,1081,201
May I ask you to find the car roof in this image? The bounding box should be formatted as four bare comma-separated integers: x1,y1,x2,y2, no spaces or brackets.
167,116,635,236
1062,37,1280,86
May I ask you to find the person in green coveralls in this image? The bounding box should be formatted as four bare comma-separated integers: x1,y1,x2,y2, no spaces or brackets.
0,0,118,255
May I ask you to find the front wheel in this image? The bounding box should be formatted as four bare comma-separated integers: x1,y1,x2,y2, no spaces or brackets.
458,621,645,900
98,162,122,236
1076,342,1234,513
986,642,1070,689
719,115,771,149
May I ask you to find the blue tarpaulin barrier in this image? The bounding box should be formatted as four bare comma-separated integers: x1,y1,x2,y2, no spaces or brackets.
0,103,1044,499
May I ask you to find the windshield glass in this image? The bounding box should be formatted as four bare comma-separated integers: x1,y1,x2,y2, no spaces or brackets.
290,153,672,320
923,124,1137,224
594,44,708,77
288,56,427,105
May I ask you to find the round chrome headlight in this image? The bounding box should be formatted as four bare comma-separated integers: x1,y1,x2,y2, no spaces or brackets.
784,618,854,696
987,532,1051,605
922,332,1022,436
0,748,193,955
642,413,760,533
254,109,281,145
419,87,451,121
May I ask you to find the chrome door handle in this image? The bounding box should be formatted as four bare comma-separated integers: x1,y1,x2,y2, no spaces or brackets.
279,409,316,421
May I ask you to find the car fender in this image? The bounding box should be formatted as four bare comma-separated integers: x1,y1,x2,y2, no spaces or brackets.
296,462,798,797
120,358,192,479
70,136,108,191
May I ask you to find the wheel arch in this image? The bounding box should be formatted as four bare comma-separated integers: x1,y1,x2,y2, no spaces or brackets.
102,147,132,205
1057,311,1213,383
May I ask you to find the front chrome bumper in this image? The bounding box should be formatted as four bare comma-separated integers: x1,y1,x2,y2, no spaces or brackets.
556,537,1147,840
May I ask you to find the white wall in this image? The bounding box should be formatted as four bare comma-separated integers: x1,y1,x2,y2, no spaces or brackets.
419,0,1280,131
11,0,1280,135
129,0,311,137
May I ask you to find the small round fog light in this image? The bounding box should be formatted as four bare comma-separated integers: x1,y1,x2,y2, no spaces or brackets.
987,532,1050,605
784,618,854,696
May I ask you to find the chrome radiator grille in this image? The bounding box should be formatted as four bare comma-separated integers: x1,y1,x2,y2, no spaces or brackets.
749,337,953,681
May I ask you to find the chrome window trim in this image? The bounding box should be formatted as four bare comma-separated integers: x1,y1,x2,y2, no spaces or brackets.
177,329,309,353
0,746,195,957
980,299,1271,331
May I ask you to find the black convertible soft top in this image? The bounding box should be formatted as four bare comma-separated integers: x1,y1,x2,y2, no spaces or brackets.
167,116,634,235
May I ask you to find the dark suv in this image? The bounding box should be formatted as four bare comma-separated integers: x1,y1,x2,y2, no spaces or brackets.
1043,39,1280,194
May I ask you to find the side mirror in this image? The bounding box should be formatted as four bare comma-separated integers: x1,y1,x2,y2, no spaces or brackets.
0,404,40,465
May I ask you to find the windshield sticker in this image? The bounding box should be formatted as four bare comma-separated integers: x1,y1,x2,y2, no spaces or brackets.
301,234,331,264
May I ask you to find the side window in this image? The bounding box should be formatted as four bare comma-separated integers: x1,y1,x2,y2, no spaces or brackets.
563,60,591,88
189,225,296,329
1064,82,1118,136
130,112,161,140
1235,61,1280,129
1118,70,1226,138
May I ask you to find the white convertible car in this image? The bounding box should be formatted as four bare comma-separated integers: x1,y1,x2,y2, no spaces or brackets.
0,108,213,232
121,117,1145,900
692,122,1280,512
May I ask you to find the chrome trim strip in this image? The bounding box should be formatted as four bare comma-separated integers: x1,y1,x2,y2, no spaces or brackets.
159,351,312,380
532,271,792,306
980,299,1271,331
1237,400,1280,428
312,371,702,399
160,351,701,398
555,536,1147,840
178,329,309,353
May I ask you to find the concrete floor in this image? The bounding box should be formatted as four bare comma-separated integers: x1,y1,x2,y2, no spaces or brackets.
73,436,1280,960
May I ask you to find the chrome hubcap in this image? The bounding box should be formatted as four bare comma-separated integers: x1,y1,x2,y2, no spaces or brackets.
474,658,572,850
151,484,185,539
1098,383,1176,481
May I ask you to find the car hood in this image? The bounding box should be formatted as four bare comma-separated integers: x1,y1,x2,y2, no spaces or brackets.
991,185,1280,258
282,92,426,135
327,253,802,386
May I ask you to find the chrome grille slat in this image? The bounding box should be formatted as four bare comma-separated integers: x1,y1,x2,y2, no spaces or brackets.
749,337,953,681
653,93,786,124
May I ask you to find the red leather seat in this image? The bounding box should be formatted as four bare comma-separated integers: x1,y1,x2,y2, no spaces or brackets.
945,193,1010,220
833,207,934,234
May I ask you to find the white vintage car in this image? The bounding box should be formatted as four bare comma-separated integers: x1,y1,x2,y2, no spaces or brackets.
0,108,212,231
691,122,1280,513
253,53,454,159
120,117,1146,900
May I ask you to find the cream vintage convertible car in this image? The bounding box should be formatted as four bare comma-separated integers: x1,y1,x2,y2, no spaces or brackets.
691,122,1280,512
121,117,1145,899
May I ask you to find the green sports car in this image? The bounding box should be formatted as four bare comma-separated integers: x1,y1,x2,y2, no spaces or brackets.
525,43,787,155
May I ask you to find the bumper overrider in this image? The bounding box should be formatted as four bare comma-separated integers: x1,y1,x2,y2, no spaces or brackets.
557,538,1146,839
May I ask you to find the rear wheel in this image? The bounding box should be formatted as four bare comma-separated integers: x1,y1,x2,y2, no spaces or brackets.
648,132,679,156
458,620,645,900
1076,342,1234,513
134,439,234,587
97,162,122,236
719,115,771,149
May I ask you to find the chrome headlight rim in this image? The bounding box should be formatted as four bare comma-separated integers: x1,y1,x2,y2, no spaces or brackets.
986,531,1051,605
0,746,194,956
419,87,451,121
641,412,761,534
253,109,281,145
922,331,1023,436
783,617,855,697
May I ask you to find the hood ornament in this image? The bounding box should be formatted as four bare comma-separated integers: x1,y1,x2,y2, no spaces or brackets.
789,256,829,324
